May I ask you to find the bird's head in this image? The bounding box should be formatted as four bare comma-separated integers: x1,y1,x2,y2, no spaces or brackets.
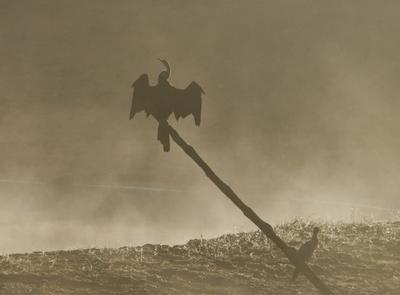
313,227,320,236
157,58,171,82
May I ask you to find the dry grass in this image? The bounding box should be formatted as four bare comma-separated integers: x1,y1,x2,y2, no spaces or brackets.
0,219,399,294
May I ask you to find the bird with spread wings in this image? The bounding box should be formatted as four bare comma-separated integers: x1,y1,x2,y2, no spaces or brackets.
130,59,205,151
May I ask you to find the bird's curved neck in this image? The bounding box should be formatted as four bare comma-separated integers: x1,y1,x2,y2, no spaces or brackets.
158,78,170,86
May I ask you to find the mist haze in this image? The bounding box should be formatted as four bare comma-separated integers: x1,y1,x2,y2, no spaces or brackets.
1,0,400,252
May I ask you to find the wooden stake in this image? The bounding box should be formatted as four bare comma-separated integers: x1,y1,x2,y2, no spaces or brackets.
166,123,334,295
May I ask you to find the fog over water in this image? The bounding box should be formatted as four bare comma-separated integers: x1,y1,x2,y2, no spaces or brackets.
1,1,400,252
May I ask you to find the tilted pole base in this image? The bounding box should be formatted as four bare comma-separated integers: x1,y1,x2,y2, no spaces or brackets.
165,123,334,295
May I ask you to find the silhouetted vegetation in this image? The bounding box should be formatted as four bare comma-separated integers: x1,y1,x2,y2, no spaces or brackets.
0,219,398,294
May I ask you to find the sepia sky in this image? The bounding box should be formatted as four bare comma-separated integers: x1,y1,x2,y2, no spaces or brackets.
1,0,400,252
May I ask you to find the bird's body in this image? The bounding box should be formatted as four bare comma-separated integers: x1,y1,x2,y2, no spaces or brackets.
292,227,320,280
130,60,204,151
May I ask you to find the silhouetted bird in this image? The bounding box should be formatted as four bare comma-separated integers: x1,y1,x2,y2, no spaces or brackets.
130,59,204,151
292,227,320,280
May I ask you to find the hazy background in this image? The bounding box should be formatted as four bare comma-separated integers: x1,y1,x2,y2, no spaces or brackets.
1,0,400,253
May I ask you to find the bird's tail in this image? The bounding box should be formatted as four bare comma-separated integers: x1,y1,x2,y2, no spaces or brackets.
157,121,170,152
292,268,300,281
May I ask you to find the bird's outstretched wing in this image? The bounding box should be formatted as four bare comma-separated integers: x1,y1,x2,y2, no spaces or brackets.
172,81,204,125
130,74,151,119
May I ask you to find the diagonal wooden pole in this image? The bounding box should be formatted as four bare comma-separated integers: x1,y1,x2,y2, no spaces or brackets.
165,123,334,295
